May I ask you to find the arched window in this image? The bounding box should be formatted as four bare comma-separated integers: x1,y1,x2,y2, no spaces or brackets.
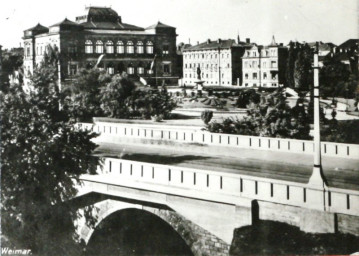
137,63,144,74
127,41,134,54
127,64,134,74
105,41,114,54
117,41,124,54
136,41,144,54
95,40,104,54
146,41,153,54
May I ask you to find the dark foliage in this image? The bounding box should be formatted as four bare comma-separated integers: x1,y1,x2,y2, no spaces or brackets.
1,51,100,255
201,110,213,125
230,220,359,256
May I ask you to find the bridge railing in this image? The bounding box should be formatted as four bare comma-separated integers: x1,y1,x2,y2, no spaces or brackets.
76,122,359,159
89,157,359,216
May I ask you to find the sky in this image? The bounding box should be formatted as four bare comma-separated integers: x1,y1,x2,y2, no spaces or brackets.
0,0,358,49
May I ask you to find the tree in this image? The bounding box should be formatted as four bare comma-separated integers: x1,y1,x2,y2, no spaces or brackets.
285,41,297,88
320,58,352,98
1,56,100,255
64,68,111,122
208,89,312,140
1,47,24,92
201,110,213,125
126,88,177,120
294,44,313,90
99,73,136,118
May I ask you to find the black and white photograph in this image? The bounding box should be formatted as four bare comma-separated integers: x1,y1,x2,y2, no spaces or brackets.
1,0,359,255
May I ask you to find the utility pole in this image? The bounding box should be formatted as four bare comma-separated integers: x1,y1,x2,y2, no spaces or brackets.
218,46,221,86
308,42,326,189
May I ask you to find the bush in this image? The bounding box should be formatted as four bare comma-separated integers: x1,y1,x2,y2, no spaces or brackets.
321,120,359,144
201,110,213,125
126,88,177,120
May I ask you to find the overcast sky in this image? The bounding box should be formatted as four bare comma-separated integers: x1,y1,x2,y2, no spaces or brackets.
0,0,358,49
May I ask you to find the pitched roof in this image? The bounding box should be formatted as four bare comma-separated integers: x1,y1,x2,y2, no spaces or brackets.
24,23,48,32
80,21,144,30
50,18,81,27
87,6,118,17
146,21,175,30
184,39,249,51
339,39,359,49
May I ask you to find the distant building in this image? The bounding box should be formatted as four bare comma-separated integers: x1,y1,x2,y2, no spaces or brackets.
182,38,252,86
23,6,180,88
176,42,192,85
241,36,288,88
334,39,359,75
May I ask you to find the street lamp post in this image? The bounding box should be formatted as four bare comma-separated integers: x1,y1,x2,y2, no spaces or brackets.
308,42,327,189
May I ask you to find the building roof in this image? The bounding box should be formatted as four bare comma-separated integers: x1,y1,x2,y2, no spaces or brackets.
338,39,359,49
80,21,144,30
76,6,144,31
24,23,48,32
82,6,119,22
146,21,175,30
184,39,250,51
50,18,81,27
176,43,192,55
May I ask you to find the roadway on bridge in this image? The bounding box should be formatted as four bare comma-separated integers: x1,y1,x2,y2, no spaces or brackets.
94,141,359,191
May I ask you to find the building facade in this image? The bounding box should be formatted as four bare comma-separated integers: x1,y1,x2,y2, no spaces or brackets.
241,38,287,88
23,6,179,88
182,38,252,86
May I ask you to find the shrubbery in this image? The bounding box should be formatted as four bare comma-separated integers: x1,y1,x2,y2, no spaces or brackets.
66,70,176,121
201,110,213,125
208,89,312,140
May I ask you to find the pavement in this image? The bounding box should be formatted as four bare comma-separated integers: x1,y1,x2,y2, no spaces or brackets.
94,141,359,191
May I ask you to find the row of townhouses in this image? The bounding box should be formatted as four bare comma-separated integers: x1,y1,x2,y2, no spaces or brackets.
22,6,358,88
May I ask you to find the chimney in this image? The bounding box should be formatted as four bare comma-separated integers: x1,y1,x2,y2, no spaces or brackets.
217,39,221,43
246,38,250,43
197,41,199,45
207,39,211,44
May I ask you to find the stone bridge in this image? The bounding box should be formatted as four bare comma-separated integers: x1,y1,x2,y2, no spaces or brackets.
74,157,359,256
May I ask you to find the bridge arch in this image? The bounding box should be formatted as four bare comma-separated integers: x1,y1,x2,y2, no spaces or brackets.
78,199,229,256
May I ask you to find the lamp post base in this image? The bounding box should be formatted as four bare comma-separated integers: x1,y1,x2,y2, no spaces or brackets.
308,166,327,189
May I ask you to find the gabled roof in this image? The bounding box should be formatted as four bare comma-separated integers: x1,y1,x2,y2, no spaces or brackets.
146,21,175,30
50,18,81,27
24,23,48,32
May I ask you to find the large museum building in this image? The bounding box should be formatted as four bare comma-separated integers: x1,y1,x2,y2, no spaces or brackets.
23,6,179,87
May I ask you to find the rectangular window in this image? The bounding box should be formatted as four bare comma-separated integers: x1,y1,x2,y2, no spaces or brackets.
163,64,170,74
127,67,134,74
163,44,169,55
107,67,114,74
253,73,257,79
245,73,248,79
68,64,77,76
263,72,267,79
271,61,277,68
137,67,144,74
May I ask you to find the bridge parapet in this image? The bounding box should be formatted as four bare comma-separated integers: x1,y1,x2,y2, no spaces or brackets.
89,158,359,217
77,122,359,159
